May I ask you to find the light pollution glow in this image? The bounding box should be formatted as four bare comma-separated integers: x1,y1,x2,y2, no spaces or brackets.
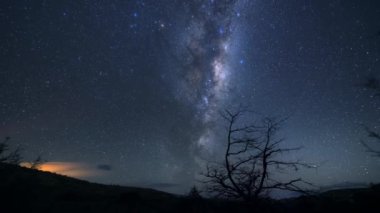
20,161,100,178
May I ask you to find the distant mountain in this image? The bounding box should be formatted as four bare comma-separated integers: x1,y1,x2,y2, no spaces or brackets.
319,181,370,191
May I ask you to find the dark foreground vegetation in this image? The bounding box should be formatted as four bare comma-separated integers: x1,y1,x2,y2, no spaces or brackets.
0,162,379,213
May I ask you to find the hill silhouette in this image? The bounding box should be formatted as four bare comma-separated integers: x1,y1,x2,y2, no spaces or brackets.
0,162,178,212
1,162,379,213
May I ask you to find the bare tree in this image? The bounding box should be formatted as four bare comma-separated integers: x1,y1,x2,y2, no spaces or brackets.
30,155,44,170
0,137,22,164
188,186,202,199
201,110,313,202
360,77,380,157
361,127,380,157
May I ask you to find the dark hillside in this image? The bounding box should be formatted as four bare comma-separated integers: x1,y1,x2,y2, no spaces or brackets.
1,162,380,213
0,163,178,212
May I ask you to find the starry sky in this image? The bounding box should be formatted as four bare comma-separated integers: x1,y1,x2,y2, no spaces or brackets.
1,0,380,194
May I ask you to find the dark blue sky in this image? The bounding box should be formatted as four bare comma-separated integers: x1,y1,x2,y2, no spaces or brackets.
1,0,379,194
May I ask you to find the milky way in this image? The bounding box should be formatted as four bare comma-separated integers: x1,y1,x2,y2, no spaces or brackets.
176,0,239,152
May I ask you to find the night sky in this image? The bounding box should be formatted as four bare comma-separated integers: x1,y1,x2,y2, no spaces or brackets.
1,0,380,194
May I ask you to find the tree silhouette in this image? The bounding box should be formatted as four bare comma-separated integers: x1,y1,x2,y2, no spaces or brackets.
361,77,380,157
0,137,21,164
188,186,202,199
201,110,313,202
30,155,44,170
361,127,380,157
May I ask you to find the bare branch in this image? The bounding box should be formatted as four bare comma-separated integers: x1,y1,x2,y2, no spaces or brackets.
360,125,380,157
361,140,380,157
201,110,313,202
0,137,22,164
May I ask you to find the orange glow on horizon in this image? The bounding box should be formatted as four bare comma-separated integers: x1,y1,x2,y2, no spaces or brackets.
20,161,99,178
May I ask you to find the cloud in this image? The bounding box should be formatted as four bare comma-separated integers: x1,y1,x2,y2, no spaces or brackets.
146,182,179,189
97,164,112,171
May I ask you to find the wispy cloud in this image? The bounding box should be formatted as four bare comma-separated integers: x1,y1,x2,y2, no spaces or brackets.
146,182,179,189
97,164,112,171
